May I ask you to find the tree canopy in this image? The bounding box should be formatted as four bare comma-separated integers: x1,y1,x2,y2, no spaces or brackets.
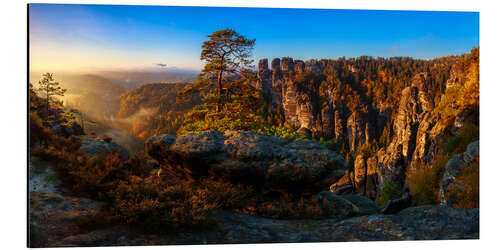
178,29,272,134
179,29,256,112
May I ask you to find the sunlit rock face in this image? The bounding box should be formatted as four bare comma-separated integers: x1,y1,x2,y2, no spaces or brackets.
255,57,379,151
254,55,477,202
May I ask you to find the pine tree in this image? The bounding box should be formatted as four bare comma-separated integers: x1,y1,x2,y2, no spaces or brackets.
37,73,66,120
179,29,256,112
178,29,268,134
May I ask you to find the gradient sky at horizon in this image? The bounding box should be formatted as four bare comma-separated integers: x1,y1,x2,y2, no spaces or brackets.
29,4,479,72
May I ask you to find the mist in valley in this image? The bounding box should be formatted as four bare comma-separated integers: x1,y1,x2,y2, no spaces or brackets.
29,70,197,152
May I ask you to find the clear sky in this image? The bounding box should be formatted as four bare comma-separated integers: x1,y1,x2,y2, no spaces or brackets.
29,4,479,72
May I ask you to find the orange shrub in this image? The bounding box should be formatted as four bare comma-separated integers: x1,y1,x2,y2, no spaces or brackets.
246,194,324,219
69,153,124,199
406,154,450,206
406,164,439,205
444,157,479,209
109,176,235,230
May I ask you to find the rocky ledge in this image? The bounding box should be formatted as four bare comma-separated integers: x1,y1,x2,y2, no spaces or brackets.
81,137,130,158
146,130,348,194
52,205,478,247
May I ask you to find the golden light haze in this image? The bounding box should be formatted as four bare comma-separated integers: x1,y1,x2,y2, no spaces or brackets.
29,36,203,72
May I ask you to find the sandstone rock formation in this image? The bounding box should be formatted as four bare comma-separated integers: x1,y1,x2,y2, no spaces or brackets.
317,191,380,220
51,205,479,246
372,73,437,195
252,54,478,207
81,138,130,158
446,62,464,89
381,187,412,214
254,57,379,152
440,140,479,206
48,122,84,138
146,130,348,194
351,154,379,199
329,72,450,199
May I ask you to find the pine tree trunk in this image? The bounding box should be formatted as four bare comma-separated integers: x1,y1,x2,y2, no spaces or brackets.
216,70,223,112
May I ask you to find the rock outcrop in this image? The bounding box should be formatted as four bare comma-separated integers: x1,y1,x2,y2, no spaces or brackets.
318,191,380,220
351,154,379,199
81,138,130,158
440,140,479,206
330,72,453,199
381,187,412,214
371,73,437,196
446,62,464,89
51,205,479,246
254,57,382,153
48,122,84,138
29,159,105,248
146,131,348,194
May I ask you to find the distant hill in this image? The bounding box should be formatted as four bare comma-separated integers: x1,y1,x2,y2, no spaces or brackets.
115,82,200,138
117,82,194,118
29,72,126,122
29,70,198,122
98,69,198,90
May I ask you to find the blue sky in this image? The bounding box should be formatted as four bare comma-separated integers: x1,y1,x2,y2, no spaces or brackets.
29,4,479,71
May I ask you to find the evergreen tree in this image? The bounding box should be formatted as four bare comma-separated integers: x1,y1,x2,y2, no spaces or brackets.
178,29,268,134
37,73,66,119
179,29,256,112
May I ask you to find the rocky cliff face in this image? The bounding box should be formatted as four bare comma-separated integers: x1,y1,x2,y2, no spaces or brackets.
254,57,379,153
373,73,437,192
255,56,476,200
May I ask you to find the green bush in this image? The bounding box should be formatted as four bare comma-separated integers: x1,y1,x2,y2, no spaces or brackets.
446,136,461,154
376,180,404,207
317,138,337,151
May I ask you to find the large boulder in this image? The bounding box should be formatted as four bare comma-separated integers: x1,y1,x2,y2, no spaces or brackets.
146,131,348,194
381,187,412,214
316,205,479,241
329,171,353,193
317,191,380,220
49,122,84,138
81,138,130,158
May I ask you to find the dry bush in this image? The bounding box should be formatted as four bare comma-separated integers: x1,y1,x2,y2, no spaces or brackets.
246,194,324,219
69,153,125,199
406,162,441,205
109,176,245,230
406,155,449,206
122,152,154,178
30,125,351,230
29,115,52,147
407,122,478,206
